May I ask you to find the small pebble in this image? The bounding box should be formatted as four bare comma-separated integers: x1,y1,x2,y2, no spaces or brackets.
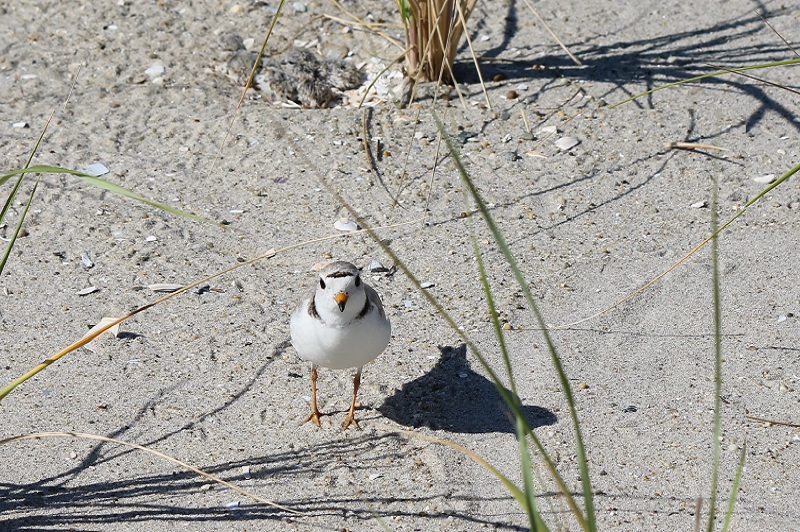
492,73,506,82
538,125,558,136
690,201,707,208
144,64,165,78
193,284,211,295
420,281,435,289
502,323,513,331
12,121,28,128
403,300,413,308
505,90,518,100
292,2,307,12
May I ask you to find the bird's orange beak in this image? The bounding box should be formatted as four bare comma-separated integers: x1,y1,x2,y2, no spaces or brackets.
334,292,348,312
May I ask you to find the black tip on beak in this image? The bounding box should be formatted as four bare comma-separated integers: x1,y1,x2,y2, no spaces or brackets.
334,292,348,312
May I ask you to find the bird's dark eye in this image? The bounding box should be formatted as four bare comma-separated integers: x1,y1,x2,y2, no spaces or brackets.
355,275,361,287
319,279,326,289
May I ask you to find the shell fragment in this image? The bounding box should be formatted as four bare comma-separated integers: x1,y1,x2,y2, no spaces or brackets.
77,286,99,296
752,174,776,185
555,137,580,151
333,218,359,232
148,283,184,292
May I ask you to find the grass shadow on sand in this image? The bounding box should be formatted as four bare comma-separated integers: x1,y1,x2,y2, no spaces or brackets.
457,7,799,132
0,431,532,530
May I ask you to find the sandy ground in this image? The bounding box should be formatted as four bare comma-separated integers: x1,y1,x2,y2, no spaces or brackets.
2,0,800,530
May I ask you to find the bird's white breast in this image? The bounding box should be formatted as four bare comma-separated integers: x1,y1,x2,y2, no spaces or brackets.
290,299,390,369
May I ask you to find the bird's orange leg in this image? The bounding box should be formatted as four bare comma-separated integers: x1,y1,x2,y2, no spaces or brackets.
302,365,323,426
341,367,363,431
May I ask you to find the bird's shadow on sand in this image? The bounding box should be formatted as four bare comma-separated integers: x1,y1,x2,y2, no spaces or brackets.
379,344,556,433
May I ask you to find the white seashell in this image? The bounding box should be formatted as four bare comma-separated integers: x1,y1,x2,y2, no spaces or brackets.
538,125,558,136
86,317,121,339
148,283,183,292
752,174,776,184
690,201,707,208
367,259,388,272
77,286,99,296
81,162,109,177
145,235,157,242
420,281,435,289
12,121,28,128
555,137,580,151
333,218,359,232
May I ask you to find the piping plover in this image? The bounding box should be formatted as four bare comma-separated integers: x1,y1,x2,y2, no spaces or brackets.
290,261,391,430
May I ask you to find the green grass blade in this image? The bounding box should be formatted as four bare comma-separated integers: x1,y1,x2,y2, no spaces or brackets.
1,165,224,228
433,111,597,530
721,441,746,532
0,177,40,275
706,172,722,531
463,183,546,528
0,173,27,218
463,194,517,394
1,106,56,273
516,416,544,530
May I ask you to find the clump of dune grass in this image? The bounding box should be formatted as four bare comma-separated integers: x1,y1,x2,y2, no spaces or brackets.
398,0,477,85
